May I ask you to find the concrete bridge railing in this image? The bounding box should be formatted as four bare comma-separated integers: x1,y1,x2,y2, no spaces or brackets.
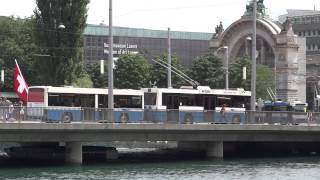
0,106,319,125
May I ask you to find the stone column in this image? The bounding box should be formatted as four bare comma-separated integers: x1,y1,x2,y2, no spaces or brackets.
206,141,224,159
65,142,83,164
274,22,306,103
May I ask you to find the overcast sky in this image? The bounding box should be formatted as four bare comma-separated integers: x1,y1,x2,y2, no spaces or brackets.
0,0,319,32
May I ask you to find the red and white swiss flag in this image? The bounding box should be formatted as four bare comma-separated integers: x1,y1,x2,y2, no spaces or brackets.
13,59,29,103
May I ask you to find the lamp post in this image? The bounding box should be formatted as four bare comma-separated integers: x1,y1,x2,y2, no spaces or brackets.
216,46,229,90
108,0,114,121
250,0,257,111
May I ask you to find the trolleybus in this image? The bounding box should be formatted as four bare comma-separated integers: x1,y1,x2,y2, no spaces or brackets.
142,86,251,124
27,86,144,122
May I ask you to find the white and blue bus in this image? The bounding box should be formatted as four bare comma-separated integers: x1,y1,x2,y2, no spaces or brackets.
142,86,251,124
27,86,144,122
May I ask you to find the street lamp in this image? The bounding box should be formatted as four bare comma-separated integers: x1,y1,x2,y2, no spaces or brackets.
108,0,114,121
246,36,251,56
250,0,257,112
58,23,65,29
216,46,229,90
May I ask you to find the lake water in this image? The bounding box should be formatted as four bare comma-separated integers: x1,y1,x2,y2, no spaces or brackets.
1,157,320,180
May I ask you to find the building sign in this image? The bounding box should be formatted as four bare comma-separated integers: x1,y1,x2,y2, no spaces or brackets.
103,43,139,55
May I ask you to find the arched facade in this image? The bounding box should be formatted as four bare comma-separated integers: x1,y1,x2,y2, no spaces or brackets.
210,15,306,103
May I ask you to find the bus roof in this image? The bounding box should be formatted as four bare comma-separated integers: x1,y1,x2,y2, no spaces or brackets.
209,89,251,96
29,86,143,96
142,87,251,96
142,87,200,94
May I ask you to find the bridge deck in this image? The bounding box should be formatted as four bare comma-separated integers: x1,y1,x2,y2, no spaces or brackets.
1,122,320,142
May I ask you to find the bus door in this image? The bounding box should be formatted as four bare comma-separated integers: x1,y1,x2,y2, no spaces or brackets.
77,94,95,122
166,95,179,109
203,96,216,110
166,94,179,123
203,96,215,123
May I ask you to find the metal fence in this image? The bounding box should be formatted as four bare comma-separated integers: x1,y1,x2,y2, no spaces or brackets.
0,106,320,125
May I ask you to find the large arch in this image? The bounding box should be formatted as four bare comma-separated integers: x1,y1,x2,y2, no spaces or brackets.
210,15,306,103
217,17,281,67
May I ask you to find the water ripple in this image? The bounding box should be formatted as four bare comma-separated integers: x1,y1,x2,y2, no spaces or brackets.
2,157,320,180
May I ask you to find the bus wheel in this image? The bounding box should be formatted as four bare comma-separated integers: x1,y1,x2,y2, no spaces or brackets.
232,114,241,124
120,112,129,123
183,113,193,124
62,112,72,123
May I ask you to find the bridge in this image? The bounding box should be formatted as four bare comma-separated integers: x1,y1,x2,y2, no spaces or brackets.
1,111,320,164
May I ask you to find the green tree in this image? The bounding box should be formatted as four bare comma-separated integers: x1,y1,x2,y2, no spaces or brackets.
229,56,251,90
114,54,150,89
188,53,224,88
71,73,93,88
0,16,36,91
229,56,275,100
85,63,107,88
149,54,186,88
34,0,89,86
256,64,275,100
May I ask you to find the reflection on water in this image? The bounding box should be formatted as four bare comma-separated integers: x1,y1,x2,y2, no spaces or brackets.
1,157,320,180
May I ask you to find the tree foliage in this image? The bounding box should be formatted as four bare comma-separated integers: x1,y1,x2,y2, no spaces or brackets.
71,73,93,88
229,56,251,90
229,56,275,100
34,0,89,86
149,54,186,88
256,64,275,100
85,63,107,88
188,53,224,88
0,16,36,91
114,54,150,89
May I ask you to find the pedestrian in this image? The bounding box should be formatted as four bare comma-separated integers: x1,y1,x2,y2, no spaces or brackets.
0,97,4,122
4,98,14,122
16,101,24,122
220,104,226,122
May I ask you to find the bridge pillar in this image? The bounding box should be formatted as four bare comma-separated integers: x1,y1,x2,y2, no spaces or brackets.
65,142,83,164
206,141,223,159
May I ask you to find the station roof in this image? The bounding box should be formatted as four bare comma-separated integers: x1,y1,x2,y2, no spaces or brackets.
84,24,213,40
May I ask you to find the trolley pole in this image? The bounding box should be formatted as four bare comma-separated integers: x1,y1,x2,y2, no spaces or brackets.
108,0,114,121
167,27,172,88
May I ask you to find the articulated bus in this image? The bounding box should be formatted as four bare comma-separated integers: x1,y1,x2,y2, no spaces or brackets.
27,86,144,122
142,86,251,124
27,86,251,124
